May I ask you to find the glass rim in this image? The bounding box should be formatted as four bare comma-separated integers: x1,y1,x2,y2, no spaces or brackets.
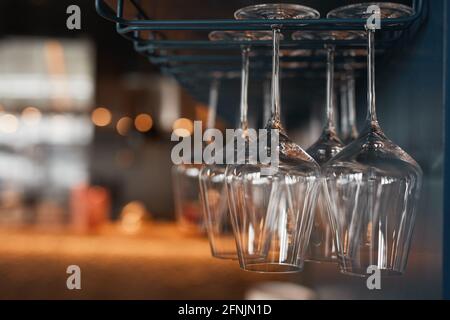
212,253,239,260
327,2,415,19
234,3,320,20
239,262,304,274
340,268,404,278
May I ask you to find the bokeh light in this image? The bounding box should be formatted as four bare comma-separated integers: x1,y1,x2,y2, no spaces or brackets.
0,114,19,134
172,118,194,137
119,201,148,234
116,116,133,136
21,107,42,127
134,113,153,133
91,107,112,127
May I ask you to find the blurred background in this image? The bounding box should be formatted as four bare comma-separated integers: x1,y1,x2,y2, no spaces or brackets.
0,0,444,299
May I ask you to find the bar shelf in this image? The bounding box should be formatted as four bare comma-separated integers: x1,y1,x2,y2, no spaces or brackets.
95,0,427,103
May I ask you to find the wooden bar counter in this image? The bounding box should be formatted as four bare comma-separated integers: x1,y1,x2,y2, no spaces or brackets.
0,223,299,299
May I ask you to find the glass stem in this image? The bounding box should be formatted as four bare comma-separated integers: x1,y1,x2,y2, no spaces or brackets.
206,78,220,130
268,26,283,131
340,74,349,136
325,45,336,132
347,69,358,138
240,46,250,131
366,28,378,125
263,78,271,125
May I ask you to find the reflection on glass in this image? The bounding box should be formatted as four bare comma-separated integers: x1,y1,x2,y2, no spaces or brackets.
340,50,366,144
227,4,321,273
291,31,365,263
200,31,272,259
173,163,204,235
324,3,422,276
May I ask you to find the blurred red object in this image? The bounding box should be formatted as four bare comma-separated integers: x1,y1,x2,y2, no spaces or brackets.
70,184,111,233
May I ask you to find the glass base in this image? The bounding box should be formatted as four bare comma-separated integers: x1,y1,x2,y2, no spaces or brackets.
292,30,366,41
234,3,320,20
327,2,414,20
282,49,313,57
209,30,273,42
241,263,303,273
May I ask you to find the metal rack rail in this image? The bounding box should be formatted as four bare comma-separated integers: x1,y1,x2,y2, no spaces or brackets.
95,0,427,103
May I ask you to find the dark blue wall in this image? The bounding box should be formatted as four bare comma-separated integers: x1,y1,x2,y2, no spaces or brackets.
299,0,444,299
444,0,450,301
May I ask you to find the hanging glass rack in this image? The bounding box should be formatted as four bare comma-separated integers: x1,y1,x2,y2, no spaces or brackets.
95,0,426,102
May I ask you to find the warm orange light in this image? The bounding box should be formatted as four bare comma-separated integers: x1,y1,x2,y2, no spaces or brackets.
116,116,132,136
0,114,19,134
172,118,194,137
122,201,147,216
21,107,42,126
45,40,66,75
92,107,112,127
134,113,153,133
45,40,71,111
120,201,148,234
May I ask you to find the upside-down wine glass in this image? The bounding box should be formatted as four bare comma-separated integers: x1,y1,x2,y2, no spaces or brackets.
341,70,359,143
199,30,272,260
172,79,220,235
291,31,362,263
339,49,367,144
324,2,423,276
226,3,321,273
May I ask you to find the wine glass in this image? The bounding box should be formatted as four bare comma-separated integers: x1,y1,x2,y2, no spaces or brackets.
173,79,221,235
339,50,367,144
291,30,365,263
226,4,321,273
172,163,205,235
324,2,422,276
339,70,360,144
200,30,273,260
